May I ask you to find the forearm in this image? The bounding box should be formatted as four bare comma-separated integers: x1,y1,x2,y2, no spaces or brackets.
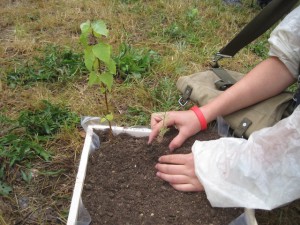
201,57,296,123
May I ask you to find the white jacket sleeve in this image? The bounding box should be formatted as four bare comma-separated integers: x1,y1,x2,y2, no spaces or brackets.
268,5,300,78
192,106,300,210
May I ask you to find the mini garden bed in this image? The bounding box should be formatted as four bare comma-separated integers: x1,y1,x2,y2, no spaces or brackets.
67,125,244,225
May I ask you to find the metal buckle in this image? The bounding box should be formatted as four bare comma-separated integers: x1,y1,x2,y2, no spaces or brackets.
178,97,189,107
178,85,193,107
211,52,232,68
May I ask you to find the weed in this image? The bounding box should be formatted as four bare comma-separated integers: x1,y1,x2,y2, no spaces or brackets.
248,39,269,59
186,7,201,25
114,43,160,81
0,181,12,196
0,100,79,195
0,113,18,136
21,170,32,184
162,10,202,46
6,67,36,88
18,100,80,136
0,133,51,193
35,45,87,81
6,45,87,88
0,134,51,167
165,22,187,40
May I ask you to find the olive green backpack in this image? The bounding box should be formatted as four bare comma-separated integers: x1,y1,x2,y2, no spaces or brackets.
177,69,296,138
176,0,299,138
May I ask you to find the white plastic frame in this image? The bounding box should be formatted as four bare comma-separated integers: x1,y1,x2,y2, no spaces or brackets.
67,125,151,225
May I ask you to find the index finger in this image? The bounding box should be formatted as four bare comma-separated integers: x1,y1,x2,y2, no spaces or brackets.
158,154,188,165
148,121,163,144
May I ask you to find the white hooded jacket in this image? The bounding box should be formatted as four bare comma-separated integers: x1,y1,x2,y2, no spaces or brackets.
193,5,300,210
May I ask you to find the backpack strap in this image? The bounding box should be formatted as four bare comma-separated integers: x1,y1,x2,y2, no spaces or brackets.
212,0,298,67
212,68,237,91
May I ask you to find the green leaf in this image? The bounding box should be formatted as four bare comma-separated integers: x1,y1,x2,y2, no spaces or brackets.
88,71,100,85
80,20,91,33
107,58,116,74
100,117,107,123
93,58,100,71
105,113,114,121
21,170,32,183
91,20,108,37
80,21,91,47
44,123,51,134
0,181,12,196
80,32,89,47
37,148,51,161
99,72,113,91
92,43,111,65
84,46,95,72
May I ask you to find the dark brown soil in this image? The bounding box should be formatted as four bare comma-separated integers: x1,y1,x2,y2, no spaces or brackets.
82,127,243,225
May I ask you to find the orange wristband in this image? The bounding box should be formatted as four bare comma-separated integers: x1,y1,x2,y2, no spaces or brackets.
190,106,207,130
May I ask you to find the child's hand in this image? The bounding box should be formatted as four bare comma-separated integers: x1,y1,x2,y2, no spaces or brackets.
148,110,201,151
155,153,204,192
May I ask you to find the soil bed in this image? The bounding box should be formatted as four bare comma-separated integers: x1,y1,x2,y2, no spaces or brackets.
82,127,243,225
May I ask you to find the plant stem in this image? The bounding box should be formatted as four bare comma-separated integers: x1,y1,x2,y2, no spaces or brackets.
96,57,113,139
104,88,113,138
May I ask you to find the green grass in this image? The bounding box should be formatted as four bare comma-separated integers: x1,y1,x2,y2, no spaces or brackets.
0,100,80,196
6,45,87,88
18,100,80,136
150,77,181,112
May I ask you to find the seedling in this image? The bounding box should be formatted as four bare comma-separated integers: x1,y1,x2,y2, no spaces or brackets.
80,20,116,137
157,112,170,143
